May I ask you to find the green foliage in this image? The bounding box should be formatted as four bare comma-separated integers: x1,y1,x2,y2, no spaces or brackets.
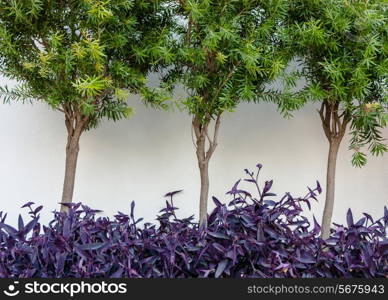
0,0,173,129
163,0,297,124
288,0,388,166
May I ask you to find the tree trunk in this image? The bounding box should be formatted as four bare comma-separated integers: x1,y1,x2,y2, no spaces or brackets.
192,114,221,227
318,101,348,239
196,135,210,226
321,139,341,239
60,113,86,213
60,133,81,212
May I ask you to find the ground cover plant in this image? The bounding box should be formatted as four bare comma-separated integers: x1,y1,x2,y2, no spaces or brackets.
0,164,387,278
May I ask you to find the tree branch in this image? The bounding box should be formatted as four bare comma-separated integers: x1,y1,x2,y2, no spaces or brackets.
205,113,222,160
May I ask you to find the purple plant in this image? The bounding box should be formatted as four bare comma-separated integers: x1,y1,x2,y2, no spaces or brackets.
0,165,386,278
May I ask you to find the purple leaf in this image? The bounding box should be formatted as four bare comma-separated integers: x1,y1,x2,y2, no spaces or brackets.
33,206,43,215
263,180,273,194
212,196,222,207
0,223,18,237
24,217,39,235
130,201,135,218
164,190,183,198
347,209,354,227
77,242,106,251
18,214,24,232
207,231,229,239
316,181,322,194
21,202,35,208
215,259,228,278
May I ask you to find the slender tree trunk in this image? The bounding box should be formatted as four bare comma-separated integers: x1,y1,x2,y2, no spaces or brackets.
196,135,210,226
318,101,348,239
60,113,87,212
61,132,81,212
192,114,222,226
321,138,341,239
198,162,210,224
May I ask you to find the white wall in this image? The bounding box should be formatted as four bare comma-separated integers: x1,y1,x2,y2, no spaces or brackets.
0,76,387,227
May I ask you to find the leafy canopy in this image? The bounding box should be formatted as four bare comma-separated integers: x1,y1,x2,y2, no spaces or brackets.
289,0,388,166
163,0,301,123
0,0,172,129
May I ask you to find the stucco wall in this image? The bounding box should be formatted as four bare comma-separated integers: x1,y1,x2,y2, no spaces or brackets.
0,76,387,226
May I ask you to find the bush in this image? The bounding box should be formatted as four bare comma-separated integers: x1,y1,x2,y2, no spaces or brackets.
0,164,387,278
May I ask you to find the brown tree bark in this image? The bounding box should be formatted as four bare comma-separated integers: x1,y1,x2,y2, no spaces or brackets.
197,136,210,226
60,112,88,212
192,113,221,226
321,138,341,239
318,101,348,239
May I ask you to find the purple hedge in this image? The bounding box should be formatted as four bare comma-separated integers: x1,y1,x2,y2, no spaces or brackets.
0,164,387,278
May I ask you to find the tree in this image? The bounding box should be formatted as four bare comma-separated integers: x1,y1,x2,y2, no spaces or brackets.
0,0,171,211
164,0,300,225
288,0,388,238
